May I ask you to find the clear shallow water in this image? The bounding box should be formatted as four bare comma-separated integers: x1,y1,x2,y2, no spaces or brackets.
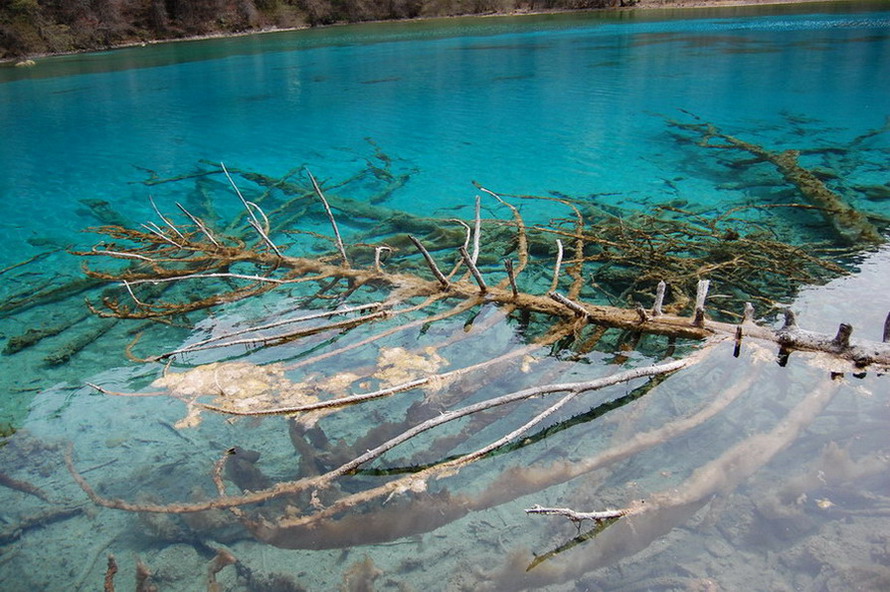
1,5,890,591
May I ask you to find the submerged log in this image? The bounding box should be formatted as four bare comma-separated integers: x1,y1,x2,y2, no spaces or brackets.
44,319,117,366
3,311,91,355
670,117,883,244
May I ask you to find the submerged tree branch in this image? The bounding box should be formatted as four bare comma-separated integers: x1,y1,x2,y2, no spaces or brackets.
59,127,890,569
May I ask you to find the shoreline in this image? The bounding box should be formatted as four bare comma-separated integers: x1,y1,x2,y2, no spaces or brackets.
0,0,860,66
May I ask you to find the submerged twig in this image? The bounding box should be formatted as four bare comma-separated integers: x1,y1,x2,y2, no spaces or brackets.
525,504,631,524
408,235,450,288
460,245,487,293
176,202,221,247
222,162,282,257
307,168,350,267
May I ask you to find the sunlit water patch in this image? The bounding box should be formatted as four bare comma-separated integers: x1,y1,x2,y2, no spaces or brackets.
1,4,889,591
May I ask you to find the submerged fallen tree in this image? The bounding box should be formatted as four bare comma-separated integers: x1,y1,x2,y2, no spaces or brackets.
668,114,884,245
54,118,890,588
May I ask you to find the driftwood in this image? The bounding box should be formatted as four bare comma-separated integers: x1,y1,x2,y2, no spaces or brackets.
72,170,890,362
53,121,890,585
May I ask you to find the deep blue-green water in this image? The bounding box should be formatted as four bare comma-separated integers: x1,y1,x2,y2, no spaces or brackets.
2,4,889,263
1,4,889,591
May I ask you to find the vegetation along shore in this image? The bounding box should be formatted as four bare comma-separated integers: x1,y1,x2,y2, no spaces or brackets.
1,0,850,63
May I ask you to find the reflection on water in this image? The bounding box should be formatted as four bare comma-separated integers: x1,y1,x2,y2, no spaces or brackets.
5,312,890,590
1,4,890,591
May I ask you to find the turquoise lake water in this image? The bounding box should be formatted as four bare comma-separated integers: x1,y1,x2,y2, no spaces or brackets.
2,3,889,264
1,3,890,591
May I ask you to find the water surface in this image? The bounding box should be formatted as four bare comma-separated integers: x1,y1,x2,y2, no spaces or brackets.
1,5,889,591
